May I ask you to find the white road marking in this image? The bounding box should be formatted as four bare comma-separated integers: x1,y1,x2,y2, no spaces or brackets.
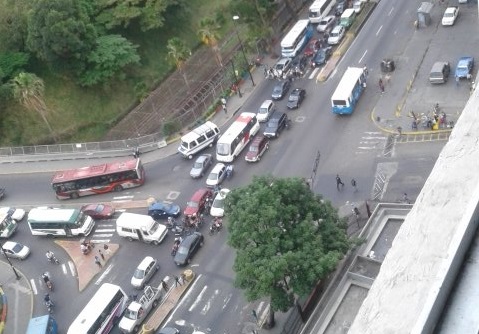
388,7,394,16
31,279,37,294
309,67,319,80
61,263,68,275
116,209,126,212
94,228,116,232
91,234,114,238
189,285,208,312
358,50,368,64
167,191,181,200
200,289,219,315
165,274,203,326
68,261,77,277
112,195,134,200
376,25,383,36
89,239,111,243
95,264,113,285
223,293,233,310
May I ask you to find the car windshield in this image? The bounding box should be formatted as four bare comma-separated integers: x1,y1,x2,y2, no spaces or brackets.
331,31,339,37
208,172,218,180
212,198,224,209
124,309,137,320
458,62,468,69
216,143,230,155
273,86,282,93
133,268,145,279
187,201,199,208
275,63,285,70
444,12,454,17
148,221,160,234
95,205,104,212
319,20,328,25
193,161,204,168
249,145,258,152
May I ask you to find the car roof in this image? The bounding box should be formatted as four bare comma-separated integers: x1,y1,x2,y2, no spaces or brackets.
191,188,211,201
270,111,286,120
291,88,302,94
260,100,273,108
196,154,211,162
182,232,201,246
138,256,155,270
458,56,473,63
277,58,291,65
322,15,335,22
211,163,225,173
149,202,168,211
251,135,266,145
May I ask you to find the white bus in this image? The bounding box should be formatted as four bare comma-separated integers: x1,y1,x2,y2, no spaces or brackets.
280,19,314,58
331,67,367,115
28,208,95,237
216,112,260,162
68,283,129,334
309,0,336,23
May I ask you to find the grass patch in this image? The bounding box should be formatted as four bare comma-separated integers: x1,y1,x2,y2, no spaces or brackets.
0,0,232,146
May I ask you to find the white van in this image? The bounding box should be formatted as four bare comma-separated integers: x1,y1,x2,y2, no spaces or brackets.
257,100,275,122
178,121,220,159
116,212,167,245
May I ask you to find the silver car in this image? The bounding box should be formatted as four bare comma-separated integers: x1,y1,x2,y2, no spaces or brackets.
190,154,213,178
317,16,336,33
328,25,345,45
131,256,159,289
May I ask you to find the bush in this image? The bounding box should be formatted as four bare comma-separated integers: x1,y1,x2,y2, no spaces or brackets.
162,120,181,137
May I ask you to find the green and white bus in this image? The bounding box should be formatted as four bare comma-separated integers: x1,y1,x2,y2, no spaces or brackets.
0,212,17,238
28,208,95,237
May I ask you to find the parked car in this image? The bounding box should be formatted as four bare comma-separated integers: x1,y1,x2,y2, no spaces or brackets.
328,25,345,45
303,39,321,57
455,56,474,79
131,256,159,289
190,154,213,178
206,163,227,187
80,204,115,220
353,0,363,13
264,112,288,138
291,55,308,73
2,241,30,260
0,207,26,222
273,57,292,77
287,89,306,109
174,232,204,266
311,47,332,68
429,61,450,84
245,136,270,162
210,188,231,217
442,6,459,26
148,201,181,220
184,188,214,217
317,16,336,33
271,80,292,100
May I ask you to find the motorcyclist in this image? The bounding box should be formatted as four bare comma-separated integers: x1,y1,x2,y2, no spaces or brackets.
46,251,54,261
42,273,50,284
81,243,88,254
44,293,53,305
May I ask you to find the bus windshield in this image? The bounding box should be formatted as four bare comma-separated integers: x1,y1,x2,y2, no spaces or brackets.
216,143,230,156
52,159,145,200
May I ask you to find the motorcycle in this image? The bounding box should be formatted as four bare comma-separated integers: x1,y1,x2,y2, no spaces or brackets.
44,294,54,314
42,273,53,291
209,218,223,235
81,241,94,255
46,252,60,265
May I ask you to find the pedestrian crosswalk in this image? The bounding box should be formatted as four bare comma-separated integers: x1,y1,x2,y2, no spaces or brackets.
355,131,389,155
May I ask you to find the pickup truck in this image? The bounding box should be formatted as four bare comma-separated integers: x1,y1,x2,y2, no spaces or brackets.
442,7,458,26
118,285,163,333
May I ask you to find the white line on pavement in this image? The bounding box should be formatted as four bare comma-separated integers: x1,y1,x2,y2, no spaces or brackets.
309,68,319,80
189,285,208,312
31,279,38,295
95,264,113,285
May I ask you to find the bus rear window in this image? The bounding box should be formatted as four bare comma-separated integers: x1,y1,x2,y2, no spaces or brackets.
332,99,347,106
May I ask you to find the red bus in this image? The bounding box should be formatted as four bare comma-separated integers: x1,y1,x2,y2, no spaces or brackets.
52,159,145,200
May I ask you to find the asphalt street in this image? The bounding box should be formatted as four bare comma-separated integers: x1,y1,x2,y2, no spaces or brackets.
1,0,475,333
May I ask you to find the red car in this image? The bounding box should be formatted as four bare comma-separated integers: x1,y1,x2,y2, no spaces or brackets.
81,204,115,219
245,136,270,162
303,39,321,57
184,188,213,217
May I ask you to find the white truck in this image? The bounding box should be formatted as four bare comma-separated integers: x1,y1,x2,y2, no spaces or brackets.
442,6,458,26
116,212,168,245
118,285,163,333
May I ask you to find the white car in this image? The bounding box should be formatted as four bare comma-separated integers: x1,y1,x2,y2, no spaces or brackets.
210,189,231,217
328,25,346,45
353,1,363,13
0,207,26,222
2,241,30,260
317,16,336,33
273,57,292,78
131,256,159,289
441,7,458,26
206,163,227,187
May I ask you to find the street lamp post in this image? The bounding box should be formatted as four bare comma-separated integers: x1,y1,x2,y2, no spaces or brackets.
230,59,242,98
0,243,21,280
232,15,255,87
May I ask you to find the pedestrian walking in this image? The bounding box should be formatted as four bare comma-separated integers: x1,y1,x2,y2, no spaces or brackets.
94,256,102,268
180,273,186,284
221,97,227,114
251,309,258,322
103,244,111,255
161,280,168,292
351,178,358,192
336,174,345,191
98,249,105,261
363,66,368,77
403,193,411,204
174,275,182,287
379,78,385,93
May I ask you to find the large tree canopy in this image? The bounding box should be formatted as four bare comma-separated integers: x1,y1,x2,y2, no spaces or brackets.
26,0,97,71
226,176,350,323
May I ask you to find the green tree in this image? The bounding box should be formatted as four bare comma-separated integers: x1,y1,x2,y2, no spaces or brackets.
79,35,140,87
198,17,222,67
226,176,350,327
11,72,57,141
26,0,97,72
0,0,30,52
166,37,191,91
0,52,30,82
95,0,179,32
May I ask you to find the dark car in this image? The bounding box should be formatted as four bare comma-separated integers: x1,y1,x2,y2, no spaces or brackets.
264,112,288,138
271,80,292,100
81,203,116,220
291,55,308,74
455,56,474,79
311,47,332,68
174,232,204,266
190,154,213,178
335,0,346,16
148,201,181,219
184,188,213,217
287,88,306,109
245,135,270,162
303,39,321,57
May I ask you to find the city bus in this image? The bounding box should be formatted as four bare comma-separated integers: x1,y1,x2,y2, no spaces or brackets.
308,0,336,24
280,19,314,58
28,208,95,237
68,283,129,334
331,67,367,115
52,158,145,200
216,112,260,162
27,314,58,334
0,212,17,238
